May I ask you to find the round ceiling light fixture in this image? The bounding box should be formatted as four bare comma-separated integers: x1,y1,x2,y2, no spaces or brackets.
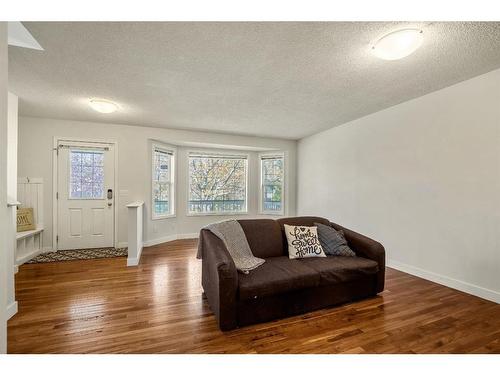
371,29,423,60
89,99,118,114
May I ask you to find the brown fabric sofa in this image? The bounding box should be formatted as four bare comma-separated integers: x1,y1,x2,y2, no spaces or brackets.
200,216,385,330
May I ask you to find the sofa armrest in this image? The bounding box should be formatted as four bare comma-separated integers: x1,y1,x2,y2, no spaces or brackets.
200,229,239,330
330,222,385,293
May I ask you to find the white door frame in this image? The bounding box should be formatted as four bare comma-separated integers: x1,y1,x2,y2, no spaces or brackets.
52,137,119,251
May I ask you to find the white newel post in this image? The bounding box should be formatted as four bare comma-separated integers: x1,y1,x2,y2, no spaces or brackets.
126,201,144,266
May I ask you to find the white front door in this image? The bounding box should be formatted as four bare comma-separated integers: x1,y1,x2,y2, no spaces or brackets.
57,141,115,250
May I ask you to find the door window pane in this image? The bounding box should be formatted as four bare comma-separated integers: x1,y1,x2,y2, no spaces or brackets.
70,150,104,199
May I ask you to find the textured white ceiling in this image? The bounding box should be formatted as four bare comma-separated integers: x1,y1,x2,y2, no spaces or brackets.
8,22,500,140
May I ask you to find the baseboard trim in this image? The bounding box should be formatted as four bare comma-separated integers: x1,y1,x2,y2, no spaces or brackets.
125,233,197,266
16,249,42,266
118,233,199,250
15,246,54,267
387,259,500,304
176,232,199,240
6,301,18,320
14,264,19,274
143,233,198,247
143,234,178,247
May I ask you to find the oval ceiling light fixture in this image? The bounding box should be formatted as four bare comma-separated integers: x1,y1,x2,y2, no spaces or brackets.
89,99,118,114
371,29,423,61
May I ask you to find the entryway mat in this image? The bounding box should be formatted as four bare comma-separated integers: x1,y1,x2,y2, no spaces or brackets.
26,247,128,263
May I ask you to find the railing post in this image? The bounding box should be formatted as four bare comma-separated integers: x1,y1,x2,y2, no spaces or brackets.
126,201,144,266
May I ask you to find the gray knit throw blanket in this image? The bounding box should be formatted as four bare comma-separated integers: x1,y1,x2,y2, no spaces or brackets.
197,220,265,273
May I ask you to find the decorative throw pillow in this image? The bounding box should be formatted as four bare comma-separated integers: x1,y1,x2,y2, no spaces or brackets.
284,224,326,259
314,222,356,257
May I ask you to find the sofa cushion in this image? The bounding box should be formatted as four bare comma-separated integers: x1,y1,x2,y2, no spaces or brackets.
300,256,379,285
277,216,331,228
238,219,284,258
238,256,320,300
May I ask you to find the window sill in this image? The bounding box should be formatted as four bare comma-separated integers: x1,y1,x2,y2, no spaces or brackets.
152,214,176,221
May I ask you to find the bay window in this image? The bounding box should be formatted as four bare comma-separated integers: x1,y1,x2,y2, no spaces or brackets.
188,152,248,215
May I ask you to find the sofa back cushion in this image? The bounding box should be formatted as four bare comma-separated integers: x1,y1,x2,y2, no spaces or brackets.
277,216,331,254
238,219,284,258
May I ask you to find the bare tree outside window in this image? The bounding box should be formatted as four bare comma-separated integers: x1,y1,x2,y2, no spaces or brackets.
188,154,247,214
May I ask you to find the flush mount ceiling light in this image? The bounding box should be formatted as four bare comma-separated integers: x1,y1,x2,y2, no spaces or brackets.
89,99,118,114
371,29,424,60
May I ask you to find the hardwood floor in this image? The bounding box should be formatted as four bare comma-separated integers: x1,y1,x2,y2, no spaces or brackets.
7,239,500,353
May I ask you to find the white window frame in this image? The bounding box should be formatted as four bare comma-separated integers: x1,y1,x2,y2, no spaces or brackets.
259,152,285,216
151,142,176,220
187,150,249,216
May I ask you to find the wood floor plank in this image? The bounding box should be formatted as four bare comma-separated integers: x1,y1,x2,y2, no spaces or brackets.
7,239,500,353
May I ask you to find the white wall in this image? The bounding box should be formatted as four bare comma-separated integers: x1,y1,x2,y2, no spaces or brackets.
7,93,17,200
0,22,9,354
6,93,18,318
298,68,500,303
18,117,297,249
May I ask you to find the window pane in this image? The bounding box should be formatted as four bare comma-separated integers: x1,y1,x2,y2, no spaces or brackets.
81,183,93,198
262,157,284,212
153,149,172,216
153,181,170,215
69,151,104,199
188,155,247,214
154,151,170,183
